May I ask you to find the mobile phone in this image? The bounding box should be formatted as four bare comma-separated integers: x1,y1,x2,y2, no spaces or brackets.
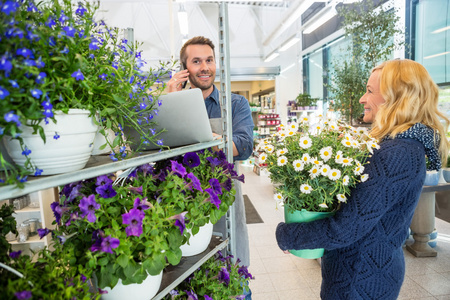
180,63,188,89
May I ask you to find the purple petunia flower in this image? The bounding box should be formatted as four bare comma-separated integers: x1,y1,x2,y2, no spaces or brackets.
65,211,79,226
95,175,112,186
37,228,51,239
221,178,233,192
218,266,230,286
171,160,187,178
205,188,221,210
169,211,187,235
133,197,151,211
14,291,32,300
79,194,100,223
9,250,22,259
122,208,144,237
0,86,10,99
232,174,245,184
238,265,253,279
71,69,84,81
100,235,120,254
80,274,87,283
209,178,222,195
204,296,213,300
186,173,203,192
186,290,198,300
206,156,221,170
90,230,104,252
183,152,201,168
95,184,117,199
50,202,63,224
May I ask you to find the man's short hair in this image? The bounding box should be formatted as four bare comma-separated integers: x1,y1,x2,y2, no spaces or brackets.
180,36,215,66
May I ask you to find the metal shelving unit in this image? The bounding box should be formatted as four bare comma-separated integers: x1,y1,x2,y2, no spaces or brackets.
0,4,235,298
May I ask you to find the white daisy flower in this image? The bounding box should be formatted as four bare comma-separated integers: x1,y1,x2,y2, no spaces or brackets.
277,148,288,156
320,146,333,162
289,123,298,132
320,164,330,177
328,122,339,131
292,160,304,171
287,130,296,136
259,152,267,162
342,175,350,186
300,116,309,123
361,174,369,182
277,155,288,166
311,157,323,166
299,136,312,149
341,139,353,148
356,127,368,135
354,165,365,175
355,160,362,167
300,184,313,194
335,151,343,164
265,145,274,153
341,157,353,166
328,169,341,181
278,131,287,139
337,194,347,202
319,203,328,208
301,153,311,164
274,193,284,202
351,140,360,148
309,165,320,178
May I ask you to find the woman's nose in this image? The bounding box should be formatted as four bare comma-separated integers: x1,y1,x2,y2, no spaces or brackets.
359,94,366,104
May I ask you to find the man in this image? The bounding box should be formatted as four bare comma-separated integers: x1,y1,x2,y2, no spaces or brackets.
167,36,254,298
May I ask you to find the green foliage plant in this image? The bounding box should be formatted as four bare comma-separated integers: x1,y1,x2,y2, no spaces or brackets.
327,0,406,123
166,251,253,300
295,93,319,108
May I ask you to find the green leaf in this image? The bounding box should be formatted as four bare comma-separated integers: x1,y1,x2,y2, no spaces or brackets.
165,248,182,266
98,257,109,266
117,254,129,269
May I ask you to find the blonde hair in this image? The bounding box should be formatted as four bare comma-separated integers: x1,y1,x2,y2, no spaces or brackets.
370,59,449,165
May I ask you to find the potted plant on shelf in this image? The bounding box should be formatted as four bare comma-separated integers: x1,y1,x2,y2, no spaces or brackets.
41,164,187,299
0,203,97,299
0,0,173,187
295,93,318,111
151,149,244,256
165,251,253,300
257,114,378,258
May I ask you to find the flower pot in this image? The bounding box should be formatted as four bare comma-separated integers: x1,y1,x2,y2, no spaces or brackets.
92,128,115,155
424,170,439,186
443,168,450,183
102,271,162,300
2,109,97,175
284,207,335,259
180,221,213,257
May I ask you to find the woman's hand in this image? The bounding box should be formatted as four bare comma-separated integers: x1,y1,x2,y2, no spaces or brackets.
167,69,189,93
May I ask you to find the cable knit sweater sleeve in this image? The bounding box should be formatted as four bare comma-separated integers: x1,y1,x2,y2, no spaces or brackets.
276,138,426,251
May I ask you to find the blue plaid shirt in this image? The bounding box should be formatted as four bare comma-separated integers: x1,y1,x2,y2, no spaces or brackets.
204,85,254,161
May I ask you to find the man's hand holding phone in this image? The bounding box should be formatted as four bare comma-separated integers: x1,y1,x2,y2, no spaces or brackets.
167,64,189,93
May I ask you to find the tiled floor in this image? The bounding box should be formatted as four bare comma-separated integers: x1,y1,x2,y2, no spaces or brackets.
239,163,450,300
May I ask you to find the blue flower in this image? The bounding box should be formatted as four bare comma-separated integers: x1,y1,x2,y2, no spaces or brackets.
53,132,60,140
0,55,13,74
139,102,147,110
76,4,87,16
31,88,43,99
16,48,34,58
1,1,19,15
112,61,118,69
36,72,47,84
99,73,107,80
48,36,56,47
17,175,27,183
21,147,31,156
0,127,4,135
4,111,21,127
71,69,84,81
34,168,43,176
35,56,45,68
42,100,52,109
89,38,99,50
9,80,18,88
0,86,10,99
60,46,69,54
157,139,163,146
63,25,76,37
59,13,69,23
46,16,56,27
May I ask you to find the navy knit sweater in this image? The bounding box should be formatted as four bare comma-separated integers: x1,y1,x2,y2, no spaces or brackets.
276,137,427,300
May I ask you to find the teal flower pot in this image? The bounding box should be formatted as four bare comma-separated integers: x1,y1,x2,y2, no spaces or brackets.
284,207,335,259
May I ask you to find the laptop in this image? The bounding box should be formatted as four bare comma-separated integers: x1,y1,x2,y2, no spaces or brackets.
124,88,214,151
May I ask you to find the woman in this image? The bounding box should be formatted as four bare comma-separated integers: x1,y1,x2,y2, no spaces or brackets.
276,59,449,299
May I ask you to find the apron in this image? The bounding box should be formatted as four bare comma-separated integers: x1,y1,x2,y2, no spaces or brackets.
210,117,250,267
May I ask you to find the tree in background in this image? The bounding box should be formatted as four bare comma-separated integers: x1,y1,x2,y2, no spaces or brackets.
327,0,406,124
